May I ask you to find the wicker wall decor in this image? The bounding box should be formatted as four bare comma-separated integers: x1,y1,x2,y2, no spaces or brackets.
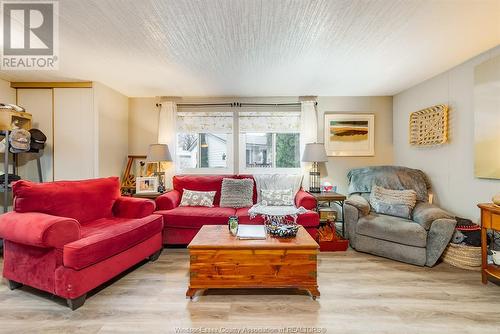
409,104,448,146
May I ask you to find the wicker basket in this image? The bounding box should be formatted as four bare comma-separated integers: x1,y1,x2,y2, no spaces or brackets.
441,243,482,271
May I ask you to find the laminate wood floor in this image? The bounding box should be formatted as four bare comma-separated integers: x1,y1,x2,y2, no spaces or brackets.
1,248,499,334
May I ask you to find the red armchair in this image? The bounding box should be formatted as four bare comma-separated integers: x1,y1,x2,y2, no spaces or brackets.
155,175,319,245
0,177,163,310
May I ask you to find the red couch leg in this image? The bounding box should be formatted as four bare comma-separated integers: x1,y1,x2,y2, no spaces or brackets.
67,294,86,310
7,279,23,290
148,249,162,262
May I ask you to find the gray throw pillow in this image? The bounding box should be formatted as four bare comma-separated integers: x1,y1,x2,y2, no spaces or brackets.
369,185,417,219
179,189,216,207
220,178,254,208
261,189,294,206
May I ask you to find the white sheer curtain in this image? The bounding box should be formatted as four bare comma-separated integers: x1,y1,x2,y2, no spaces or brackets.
300,100,318,189
158,101,177,188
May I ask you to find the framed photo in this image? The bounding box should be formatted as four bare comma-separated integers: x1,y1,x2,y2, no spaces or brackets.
135,176,158,194
324,113,375,156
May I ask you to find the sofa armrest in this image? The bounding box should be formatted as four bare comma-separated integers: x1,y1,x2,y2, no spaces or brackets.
113,197,156,219
155,190,181,210
345,195,370,216
412,202,453,230
295,190,316,210
0,211,80,249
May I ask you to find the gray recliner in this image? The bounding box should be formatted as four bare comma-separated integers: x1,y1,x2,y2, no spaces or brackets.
343,166,456,267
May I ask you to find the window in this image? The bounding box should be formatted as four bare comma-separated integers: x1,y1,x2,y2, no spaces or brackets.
239,106,301,173
176,107,233,173
244,133,300,169
177,133,229,169
173,103,302,174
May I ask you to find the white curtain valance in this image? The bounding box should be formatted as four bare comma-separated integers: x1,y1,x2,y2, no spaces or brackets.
176,111,233,133
239,106,300,133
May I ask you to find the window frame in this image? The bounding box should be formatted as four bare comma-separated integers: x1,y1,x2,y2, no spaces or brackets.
238,131,301,175
174,106,302,175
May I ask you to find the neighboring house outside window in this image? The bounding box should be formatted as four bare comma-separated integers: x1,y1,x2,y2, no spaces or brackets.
175,104,301,174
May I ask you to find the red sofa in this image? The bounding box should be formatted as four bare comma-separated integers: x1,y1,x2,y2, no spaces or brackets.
0,177,163,310
155,175,319,245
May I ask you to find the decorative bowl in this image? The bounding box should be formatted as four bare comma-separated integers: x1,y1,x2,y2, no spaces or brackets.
266,223,299,238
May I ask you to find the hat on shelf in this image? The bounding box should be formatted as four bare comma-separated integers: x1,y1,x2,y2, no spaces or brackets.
28,128,47,152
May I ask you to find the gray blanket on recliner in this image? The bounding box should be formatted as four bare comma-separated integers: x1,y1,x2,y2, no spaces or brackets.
347,165,430,202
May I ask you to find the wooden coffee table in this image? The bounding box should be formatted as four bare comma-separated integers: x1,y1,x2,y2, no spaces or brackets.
186,225,320,299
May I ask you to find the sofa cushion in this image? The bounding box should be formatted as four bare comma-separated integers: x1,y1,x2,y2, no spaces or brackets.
356,213,427,248
158,206,236,229
13,177,120,223
63,215,163,270
235,208,319,228
179,189,216,207
173,175,235,206
369,185,417,219
220,178,254,208
261,189,294,206
236,175,258,204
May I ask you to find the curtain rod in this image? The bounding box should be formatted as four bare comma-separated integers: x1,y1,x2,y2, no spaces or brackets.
156,102,317,107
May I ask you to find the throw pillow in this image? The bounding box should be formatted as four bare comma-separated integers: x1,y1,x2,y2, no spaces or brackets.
220,178,254,208
261,189,294,206
369,185,417,219
179,189,216,207
253,174,303,203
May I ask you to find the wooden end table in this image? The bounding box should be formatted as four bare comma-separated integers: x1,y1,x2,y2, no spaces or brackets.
132,192,167,200
307,192,347,237
186,225,320,299
478,203,500,284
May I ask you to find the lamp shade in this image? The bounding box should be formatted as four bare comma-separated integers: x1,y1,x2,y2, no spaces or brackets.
301,143,328,162
146,144,172,162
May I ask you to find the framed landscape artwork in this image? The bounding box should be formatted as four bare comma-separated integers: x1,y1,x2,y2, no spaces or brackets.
324,113,375,156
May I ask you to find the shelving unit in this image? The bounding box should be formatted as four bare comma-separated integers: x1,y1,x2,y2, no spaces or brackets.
0,110,39,252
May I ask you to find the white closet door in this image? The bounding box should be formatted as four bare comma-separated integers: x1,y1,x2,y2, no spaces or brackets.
17,89,54,182
53,88,96,180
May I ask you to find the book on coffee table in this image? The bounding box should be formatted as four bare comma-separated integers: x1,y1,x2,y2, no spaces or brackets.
236,225,267,240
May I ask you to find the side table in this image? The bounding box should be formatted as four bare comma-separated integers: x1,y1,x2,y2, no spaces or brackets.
132,192,167,200
478,203,500,284
308,192,347,237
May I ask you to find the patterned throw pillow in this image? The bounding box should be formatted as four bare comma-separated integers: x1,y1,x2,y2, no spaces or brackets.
369,185,417,219
220,178,254,208
261,189,294,206
179,189,216,207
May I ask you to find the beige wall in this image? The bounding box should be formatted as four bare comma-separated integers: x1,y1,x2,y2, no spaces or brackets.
316,96,394,194
0,78,15,103
128,96,394,193
94,82,129,178
393,45,500,221
128,97,158,155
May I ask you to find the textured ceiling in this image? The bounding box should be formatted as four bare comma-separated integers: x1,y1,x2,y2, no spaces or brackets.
1,0,499,97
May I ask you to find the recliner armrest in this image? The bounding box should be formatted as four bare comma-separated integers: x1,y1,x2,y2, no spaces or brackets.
295,190,316,210
412,201,453,230
0,211,80,249
156,190,182,210
345,195,370,216
113,197,155,218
